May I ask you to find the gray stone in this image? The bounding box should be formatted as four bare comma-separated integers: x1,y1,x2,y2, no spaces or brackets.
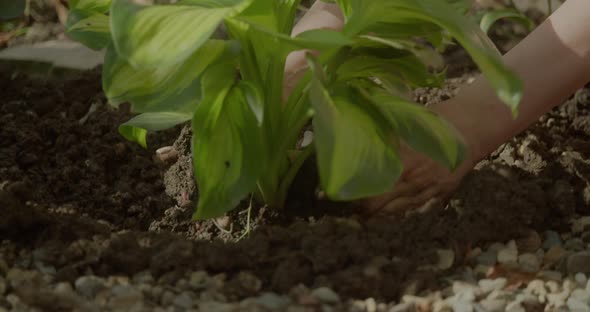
436,249,455,270
568,252,590,274
161,290,175,306
538,270,563,281
311,287,340,303
109,285,143,310
478,278,507,294
476,250,498,266
198,301,236,312
173,292,193,309
572,217,590,233
365,298,377,312
190,271,210,290
543,231,563,249
571,289,590,303
518,253,540,272
478,299,507,312
389,302,414,312
256,292,290,310
74,275,105,299
451,300,474,312
565,238,586,251
132,271,154,284
498,241,518,264
576,273,588,287
567,297,590,312
505,300,525,312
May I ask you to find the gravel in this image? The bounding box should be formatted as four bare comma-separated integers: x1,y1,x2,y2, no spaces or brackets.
4,215,590,312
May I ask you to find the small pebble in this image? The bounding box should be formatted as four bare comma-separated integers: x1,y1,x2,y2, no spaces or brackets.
478,299,507,312
475,250,497,266
518,253,540,272
576,273,588,287
365,297,377,312
190,271,209,290
572,217,590,234
74,275,105,299
517,230,542,253
543,231,563,249
256,293,290,310
543,246,567,269
505,300,525,312
567,251,590,274
389,302,414,312
497,240,518,264
565,238,585,251
173,292,193,309
572,289,590,303
567,297,590,312
436,249,455,270
311,287,340,304
478,278,507,294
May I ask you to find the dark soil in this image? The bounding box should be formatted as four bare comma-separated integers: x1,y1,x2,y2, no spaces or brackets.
2,35,590,310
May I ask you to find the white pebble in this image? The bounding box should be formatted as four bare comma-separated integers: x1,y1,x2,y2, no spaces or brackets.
576,273,588,287
571,289,590,304
567,297,590,312
498,240,518,264
478,278,507,294
518,253,540,272
478,299,507,312
505,300,525,312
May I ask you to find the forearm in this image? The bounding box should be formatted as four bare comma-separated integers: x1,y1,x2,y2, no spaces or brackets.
436,0,590,158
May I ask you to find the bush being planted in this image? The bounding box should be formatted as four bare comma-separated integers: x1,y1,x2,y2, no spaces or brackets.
67,0,523,219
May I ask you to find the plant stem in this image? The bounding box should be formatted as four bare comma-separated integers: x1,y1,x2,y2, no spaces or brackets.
547,0,552,14
275,143,315,209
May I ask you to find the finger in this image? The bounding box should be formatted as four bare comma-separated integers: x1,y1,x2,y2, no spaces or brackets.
378,184,442,216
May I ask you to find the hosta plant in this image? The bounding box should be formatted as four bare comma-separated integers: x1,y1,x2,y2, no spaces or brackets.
67,0,523,219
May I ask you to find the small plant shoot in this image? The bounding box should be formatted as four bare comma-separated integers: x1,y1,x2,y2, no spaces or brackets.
67,0,523,219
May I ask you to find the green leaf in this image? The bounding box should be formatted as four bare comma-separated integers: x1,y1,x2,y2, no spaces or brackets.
370,92,465,169
308,57,402,200
66,10,110,50
480,9,534,34
237,80,264,125
102,40,227,113
192,63,263,219
110,0,233,67
69,0,111,12
293,28,354,50
118,124,148,148
118,112,192,148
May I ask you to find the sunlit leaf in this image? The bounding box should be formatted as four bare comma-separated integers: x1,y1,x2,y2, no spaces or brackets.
102,40,228,113
66,10,110,50
111,0,233,67
192,63,263,219
308,56,402,200
118,112,191,148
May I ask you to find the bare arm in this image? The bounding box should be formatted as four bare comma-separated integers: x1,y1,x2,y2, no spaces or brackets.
437,0,590,161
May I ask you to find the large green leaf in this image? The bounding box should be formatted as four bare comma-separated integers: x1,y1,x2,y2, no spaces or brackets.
118,112,192,148
110,0,234,67
192,63,263,219
102,40,227,113
66,9,110,50
308,58,402,200
370,91,465,169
